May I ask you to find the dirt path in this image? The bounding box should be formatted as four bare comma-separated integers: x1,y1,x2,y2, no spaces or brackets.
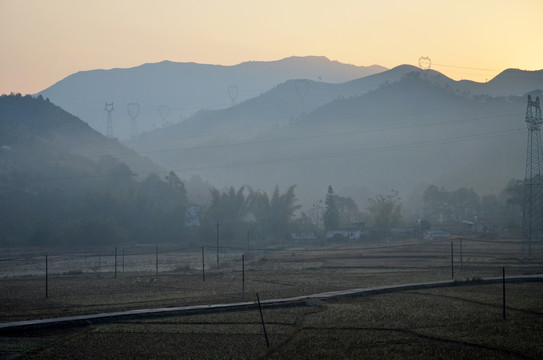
2,274,541,332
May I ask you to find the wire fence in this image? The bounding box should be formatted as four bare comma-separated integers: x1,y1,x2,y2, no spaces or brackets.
1,237,541,278
1,236,542,320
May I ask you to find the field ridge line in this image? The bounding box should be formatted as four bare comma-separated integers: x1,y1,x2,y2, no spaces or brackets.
1,274,542,331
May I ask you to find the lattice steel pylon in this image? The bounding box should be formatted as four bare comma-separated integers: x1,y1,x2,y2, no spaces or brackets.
522,95,543,260
127,102,140,138
104,102,114,138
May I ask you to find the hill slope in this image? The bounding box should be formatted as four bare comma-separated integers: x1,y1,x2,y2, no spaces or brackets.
38,56,386,139
126,64,420,147
0,94,190,246
125,70,538,208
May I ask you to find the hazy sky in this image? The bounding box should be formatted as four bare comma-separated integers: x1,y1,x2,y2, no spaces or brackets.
1,0,542,95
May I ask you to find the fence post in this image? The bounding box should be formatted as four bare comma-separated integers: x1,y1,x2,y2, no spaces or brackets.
502,266,506,320
451,240,454,279
122,248,125,273
202,246,205,282
216,220,220,268
45,253,48,299
256,293,269,348
242,254,245,299
460,238,463,267
113,247,117,278
156,245,159,275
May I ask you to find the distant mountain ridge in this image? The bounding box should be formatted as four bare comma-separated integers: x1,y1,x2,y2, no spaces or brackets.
0,94,162,180
465,68,543,96
0,94,196,246
125,68,542,208
33,58,543,209
129,64,543,148
130,65,438,144
38,56,387,139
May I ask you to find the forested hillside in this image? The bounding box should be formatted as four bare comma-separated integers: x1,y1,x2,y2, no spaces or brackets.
0,94,188,246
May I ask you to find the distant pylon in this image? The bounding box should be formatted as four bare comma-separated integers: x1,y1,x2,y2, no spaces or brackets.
105,102,114,137
522,95,543,260
418,56,431,70
159,105,170,128
127,102,140,138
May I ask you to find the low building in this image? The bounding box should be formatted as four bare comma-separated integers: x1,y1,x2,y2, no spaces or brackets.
290,232,317,242
326,229,364,241
423,229,450,240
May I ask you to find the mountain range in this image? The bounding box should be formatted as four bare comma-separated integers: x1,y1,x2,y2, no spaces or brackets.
0,94,202,245
32,58,543,210
38,56,386,140
0,94,161,185
124,66,542,209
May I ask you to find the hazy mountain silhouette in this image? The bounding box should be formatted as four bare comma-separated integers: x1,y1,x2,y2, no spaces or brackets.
37,56,386,139
125,68,541,208
34,59,543,208
0,94,161,182
127,65,543,146
458,68,543,96
0,94,205,246
293,72,532,198
126,64,417,144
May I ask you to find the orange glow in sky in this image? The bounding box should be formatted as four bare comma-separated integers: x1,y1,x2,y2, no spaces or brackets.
1,0,542,95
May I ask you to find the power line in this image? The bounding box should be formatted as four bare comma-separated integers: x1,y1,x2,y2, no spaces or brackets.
116,99,525,156
432,63,502,72
2,127,523,183
169,128,523,173
7,109,522,167
135,112,520,156
130,100,506,146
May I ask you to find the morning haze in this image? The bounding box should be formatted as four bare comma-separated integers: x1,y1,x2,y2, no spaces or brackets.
1,1,543,359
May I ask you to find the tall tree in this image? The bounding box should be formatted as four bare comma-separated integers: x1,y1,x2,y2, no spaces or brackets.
422,185,448,225
165,171,189,233
334,195,362,227
248,189,270,239
503,179,523,208
204,186,250,243
501,179,524,231
269,185,301,237
449,187,479,222
323,185,340,231
367,190,402,236
422,185,481,225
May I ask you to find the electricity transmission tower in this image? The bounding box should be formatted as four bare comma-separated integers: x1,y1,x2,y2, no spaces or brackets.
522,95,543,260
418,56,432,70
127,102,140,138
159,105,169,128
104,102,114,138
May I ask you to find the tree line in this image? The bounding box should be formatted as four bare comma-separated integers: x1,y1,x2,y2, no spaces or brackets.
0,94,526,247
1,170,526,248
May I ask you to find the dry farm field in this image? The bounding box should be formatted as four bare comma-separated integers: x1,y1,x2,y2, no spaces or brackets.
1,237,542,359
